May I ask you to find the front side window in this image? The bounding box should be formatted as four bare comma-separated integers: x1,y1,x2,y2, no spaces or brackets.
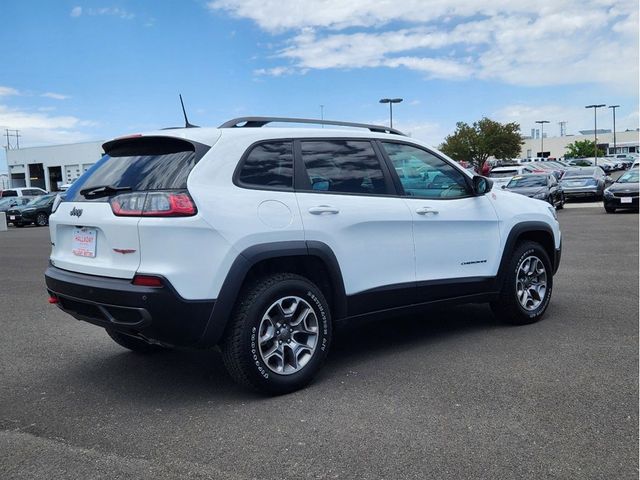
381,142,469,199
238,141,293,190
300,140,389,195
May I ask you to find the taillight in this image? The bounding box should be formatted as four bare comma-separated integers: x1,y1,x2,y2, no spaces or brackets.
132,275,164,287
110,191,196,217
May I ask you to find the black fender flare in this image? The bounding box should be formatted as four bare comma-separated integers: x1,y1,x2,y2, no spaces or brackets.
496,221,558,287
197,240,347,347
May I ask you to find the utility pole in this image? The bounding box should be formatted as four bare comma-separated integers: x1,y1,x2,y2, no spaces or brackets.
608,105,619,155
320,104,324,128
535,120,549,158
585,104,605,166
4,129,21,150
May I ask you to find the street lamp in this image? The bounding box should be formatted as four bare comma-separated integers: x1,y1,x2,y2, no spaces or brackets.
535,120,549,158
379,98,403,128
585,104,605,166
320,104,325,128
608,105,619,155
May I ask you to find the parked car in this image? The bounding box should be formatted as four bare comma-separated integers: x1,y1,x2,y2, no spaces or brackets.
502,173,564,208
0,187,48,198
568,158,618,173
528,162,566,180
488,165,536,188
0,196,31,213
606,154,635,169
6,194,57,227
603,168,639,213
44,116,561,394
560,167,609,200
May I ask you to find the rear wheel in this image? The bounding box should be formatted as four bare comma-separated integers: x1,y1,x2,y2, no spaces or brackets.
556,194,565,210
221,273,332,395
491,241,553,325
106,329,166,353
36,212,48,226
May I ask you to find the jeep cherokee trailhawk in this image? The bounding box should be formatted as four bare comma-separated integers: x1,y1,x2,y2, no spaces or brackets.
45,117,561,394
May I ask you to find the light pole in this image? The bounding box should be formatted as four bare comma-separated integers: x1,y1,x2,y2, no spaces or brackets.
585,104,605,166
379,98,403,128
535,120,549,158
320,104,324,128
608,105,619,155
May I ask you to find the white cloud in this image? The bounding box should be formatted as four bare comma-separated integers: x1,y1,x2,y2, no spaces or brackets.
41,92,70,100
0,86,20,97
0,105,95,147
208,0,639,92
71,6,135,20
493,104,639,137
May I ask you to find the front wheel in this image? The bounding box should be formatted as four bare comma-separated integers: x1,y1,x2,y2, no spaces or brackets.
604,205,616,213
491,241,553,325
556,194,565,210
221,273,332,395
36,212,48,226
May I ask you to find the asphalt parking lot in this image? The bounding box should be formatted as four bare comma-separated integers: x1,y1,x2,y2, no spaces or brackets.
1,207,638,479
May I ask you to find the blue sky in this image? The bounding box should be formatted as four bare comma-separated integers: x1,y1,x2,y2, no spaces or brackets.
1,0,638,172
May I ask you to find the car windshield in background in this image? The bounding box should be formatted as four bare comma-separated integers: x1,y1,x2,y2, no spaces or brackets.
28,195,55,206
490,170,517,178
617,170,639,183
64,137,208,202
563,169,594,178
506,175,547,188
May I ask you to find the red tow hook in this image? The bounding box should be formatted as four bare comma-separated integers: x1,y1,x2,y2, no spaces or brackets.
48,296,59,304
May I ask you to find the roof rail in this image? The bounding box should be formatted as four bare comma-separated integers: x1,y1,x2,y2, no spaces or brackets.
218,116,405,135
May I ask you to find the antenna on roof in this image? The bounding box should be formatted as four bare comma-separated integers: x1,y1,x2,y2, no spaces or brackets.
179,94,198,128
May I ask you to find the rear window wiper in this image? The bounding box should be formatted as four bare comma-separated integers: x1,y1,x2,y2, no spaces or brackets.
80,185,132,199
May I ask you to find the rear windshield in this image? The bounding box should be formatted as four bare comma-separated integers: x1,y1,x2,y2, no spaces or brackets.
65,136,209,202
489,170,517,178
563,169,594,178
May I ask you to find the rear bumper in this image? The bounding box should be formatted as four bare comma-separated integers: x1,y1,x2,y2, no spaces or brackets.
45,266,215,347
562,187,600,197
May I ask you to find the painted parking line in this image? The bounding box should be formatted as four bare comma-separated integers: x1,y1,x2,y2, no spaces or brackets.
563,202,602,209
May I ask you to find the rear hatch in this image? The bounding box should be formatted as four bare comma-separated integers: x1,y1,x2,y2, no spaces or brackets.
49,136,210,278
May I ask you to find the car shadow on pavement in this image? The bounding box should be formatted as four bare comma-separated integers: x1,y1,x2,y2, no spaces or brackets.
46,303,503,404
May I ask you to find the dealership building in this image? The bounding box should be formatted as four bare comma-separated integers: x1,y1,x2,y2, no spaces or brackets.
520,129,639,159
5,140,105,192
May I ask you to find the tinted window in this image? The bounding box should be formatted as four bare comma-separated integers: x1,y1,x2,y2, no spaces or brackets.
1,190,17,197
65,137,206,202
381,142,469,199
506,175,547,188
300,140,388,195
238,141,293,189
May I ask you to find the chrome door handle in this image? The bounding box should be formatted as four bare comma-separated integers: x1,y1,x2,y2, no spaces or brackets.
308,205,340,215
416,206,439,215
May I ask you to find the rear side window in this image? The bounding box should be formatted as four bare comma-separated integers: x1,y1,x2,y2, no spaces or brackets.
237,141,293,190
65,137,208,202
300,140,389,195
1,190,17,197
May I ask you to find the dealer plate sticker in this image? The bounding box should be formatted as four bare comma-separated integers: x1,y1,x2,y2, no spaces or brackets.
72,228,97,258
621,197,632,204
9,216,15,220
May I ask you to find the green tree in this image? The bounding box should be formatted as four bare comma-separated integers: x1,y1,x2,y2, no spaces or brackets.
564,139,605,159
439,118,523,170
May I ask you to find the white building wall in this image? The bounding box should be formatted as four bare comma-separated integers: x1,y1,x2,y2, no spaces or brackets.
6,140,105,190
521,130,639,159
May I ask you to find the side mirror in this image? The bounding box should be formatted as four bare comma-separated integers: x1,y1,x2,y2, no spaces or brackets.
501,185,506,189
472,176,491,195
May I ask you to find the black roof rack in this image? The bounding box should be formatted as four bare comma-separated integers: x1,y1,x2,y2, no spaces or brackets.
218,116,405,136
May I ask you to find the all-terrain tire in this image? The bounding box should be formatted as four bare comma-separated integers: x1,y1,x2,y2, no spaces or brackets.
221,273,332,395
491,241,553,325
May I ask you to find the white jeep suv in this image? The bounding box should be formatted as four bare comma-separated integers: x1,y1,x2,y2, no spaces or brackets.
45,117,561,394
